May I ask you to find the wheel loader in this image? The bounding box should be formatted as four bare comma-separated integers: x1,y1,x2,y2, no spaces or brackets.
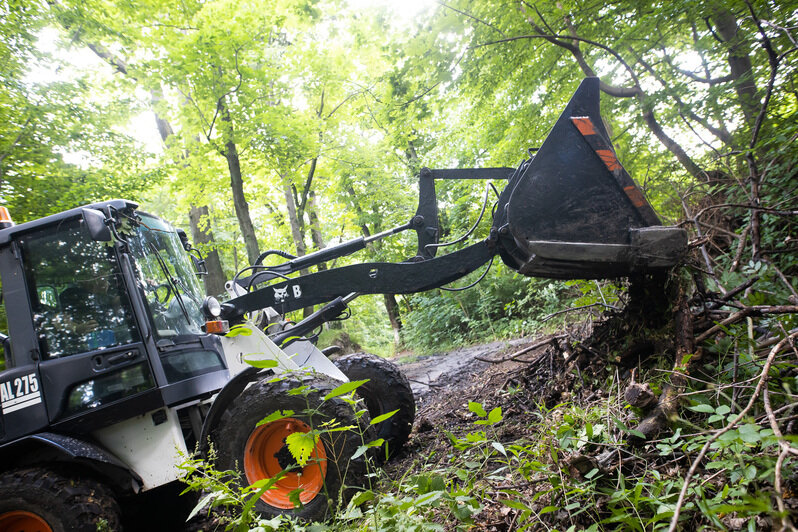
0,78,685,530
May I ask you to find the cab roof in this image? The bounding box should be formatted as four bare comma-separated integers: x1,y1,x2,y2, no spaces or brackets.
0,199,138,246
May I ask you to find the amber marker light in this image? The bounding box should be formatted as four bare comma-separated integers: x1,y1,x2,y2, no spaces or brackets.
204,320,230,334
0,207,15,229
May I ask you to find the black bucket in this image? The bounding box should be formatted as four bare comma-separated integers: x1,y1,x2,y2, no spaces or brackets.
493,77,686,279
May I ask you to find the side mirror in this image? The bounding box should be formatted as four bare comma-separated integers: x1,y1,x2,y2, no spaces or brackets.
81,208,112,242
176,228,191,251
176,228,208,276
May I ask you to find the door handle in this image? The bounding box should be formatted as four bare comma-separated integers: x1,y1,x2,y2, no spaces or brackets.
107,351,137,365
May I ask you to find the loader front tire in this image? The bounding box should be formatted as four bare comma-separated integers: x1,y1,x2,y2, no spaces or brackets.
0,467,121,532
334,353,415,460
213,375,373,521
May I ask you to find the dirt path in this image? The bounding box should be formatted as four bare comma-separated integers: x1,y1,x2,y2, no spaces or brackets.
395,338,529,406
382,334,573,531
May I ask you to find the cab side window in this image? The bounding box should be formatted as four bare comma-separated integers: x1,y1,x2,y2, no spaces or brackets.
18,218,140,358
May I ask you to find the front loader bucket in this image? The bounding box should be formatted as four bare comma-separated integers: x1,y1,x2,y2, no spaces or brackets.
494,77,686,279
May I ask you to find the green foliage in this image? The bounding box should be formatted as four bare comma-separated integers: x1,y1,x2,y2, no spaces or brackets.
401,269,571,352
0,0,153,223
180,371,378,530
180,450,304,532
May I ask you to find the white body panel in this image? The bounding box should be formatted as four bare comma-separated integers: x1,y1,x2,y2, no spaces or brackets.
282,338,347,381
91,408,188,491
92,323,347,492
220,322,348,382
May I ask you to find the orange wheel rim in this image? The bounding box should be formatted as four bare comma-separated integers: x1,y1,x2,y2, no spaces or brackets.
0,510,53,532
244,417,327,509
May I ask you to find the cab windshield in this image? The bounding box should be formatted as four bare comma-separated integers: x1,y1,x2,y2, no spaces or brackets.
127,213,205,339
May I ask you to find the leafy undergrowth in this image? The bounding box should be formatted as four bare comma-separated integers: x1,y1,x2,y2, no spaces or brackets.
185,293,798,531
353,321,798,531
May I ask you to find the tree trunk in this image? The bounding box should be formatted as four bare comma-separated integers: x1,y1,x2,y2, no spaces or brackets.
712,6,760,127
307,190,327,271
219,99,260,266
383,294,403,347
283,180,308,257
189,205,227,297
283,179,313,316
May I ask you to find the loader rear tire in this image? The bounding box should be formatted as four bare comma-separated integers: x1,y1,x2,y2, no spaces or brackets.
213,375,373,521
334,353,415,460
0,467,121,532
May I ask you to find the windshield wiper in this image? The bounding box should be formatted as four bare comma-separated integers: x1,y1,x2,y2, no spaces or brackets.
148,243,191,325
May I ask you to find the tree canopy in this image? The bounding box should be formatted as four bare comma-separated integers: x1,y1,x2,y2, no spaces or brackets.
2,0,798,528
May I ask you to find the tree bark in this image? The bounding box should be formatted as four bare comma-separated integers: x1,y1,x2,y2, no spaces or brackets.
711,6,760,127
283,180,308,258
307,191,327,271
189,205,227,297
383,294,403,346
219,99,260,266
283,179,313,316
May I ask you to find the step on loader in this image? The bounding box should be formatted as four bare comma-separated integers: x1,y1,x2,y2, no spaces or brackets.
0,77,685,529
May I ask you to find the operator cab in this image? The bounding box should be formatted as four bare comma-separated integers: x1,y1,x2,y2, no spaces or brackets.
0,200,229,443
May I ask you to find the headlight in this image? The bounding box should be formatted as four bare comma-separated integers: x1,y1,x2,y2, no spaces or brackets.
202,296,222,318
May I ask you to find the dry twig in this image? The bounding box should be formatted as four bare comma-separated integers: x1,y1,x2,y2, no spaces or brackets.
667,332,798,532
475,335,566,363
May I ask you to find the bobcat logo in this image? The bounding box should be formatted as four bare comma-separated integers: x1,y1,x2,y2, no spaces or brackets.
273,286,289,303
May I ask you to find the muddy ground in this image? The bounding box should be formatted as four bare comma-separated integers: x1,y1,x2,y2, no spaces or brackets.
397,338,529,404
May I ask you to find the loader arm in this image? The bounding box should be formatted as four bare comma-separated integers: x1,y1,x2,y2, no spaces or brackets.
219,77,686,326
221,240,496,321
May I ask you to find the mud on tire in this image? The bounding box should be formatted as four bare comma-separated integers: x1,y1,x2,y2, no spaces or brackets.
212,375,374,522
0,467,121,532
334,353,415,460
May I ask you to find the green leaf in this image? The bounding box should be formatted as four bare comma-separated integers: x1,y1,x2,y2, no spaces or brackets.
416,490,444,506
187,491,215,521
468,401,487,417
238,474,284,530
633,482,643,503
351,438,384,459
288,488,304,509
287,385,310,396
323,379,368,401
243,357,279,369
370,409,399,425
225,324,253,337
349,489,375,507
500,499,530,511
491,441,507,456
612,416,645,439
256,410,295,426
688,404,716,414
487,407,503,424
285,431,318,467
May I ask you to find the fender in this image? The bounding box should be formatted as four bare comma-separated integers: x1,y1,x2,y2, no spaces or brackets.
198,366,262,455
0,431,142,493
